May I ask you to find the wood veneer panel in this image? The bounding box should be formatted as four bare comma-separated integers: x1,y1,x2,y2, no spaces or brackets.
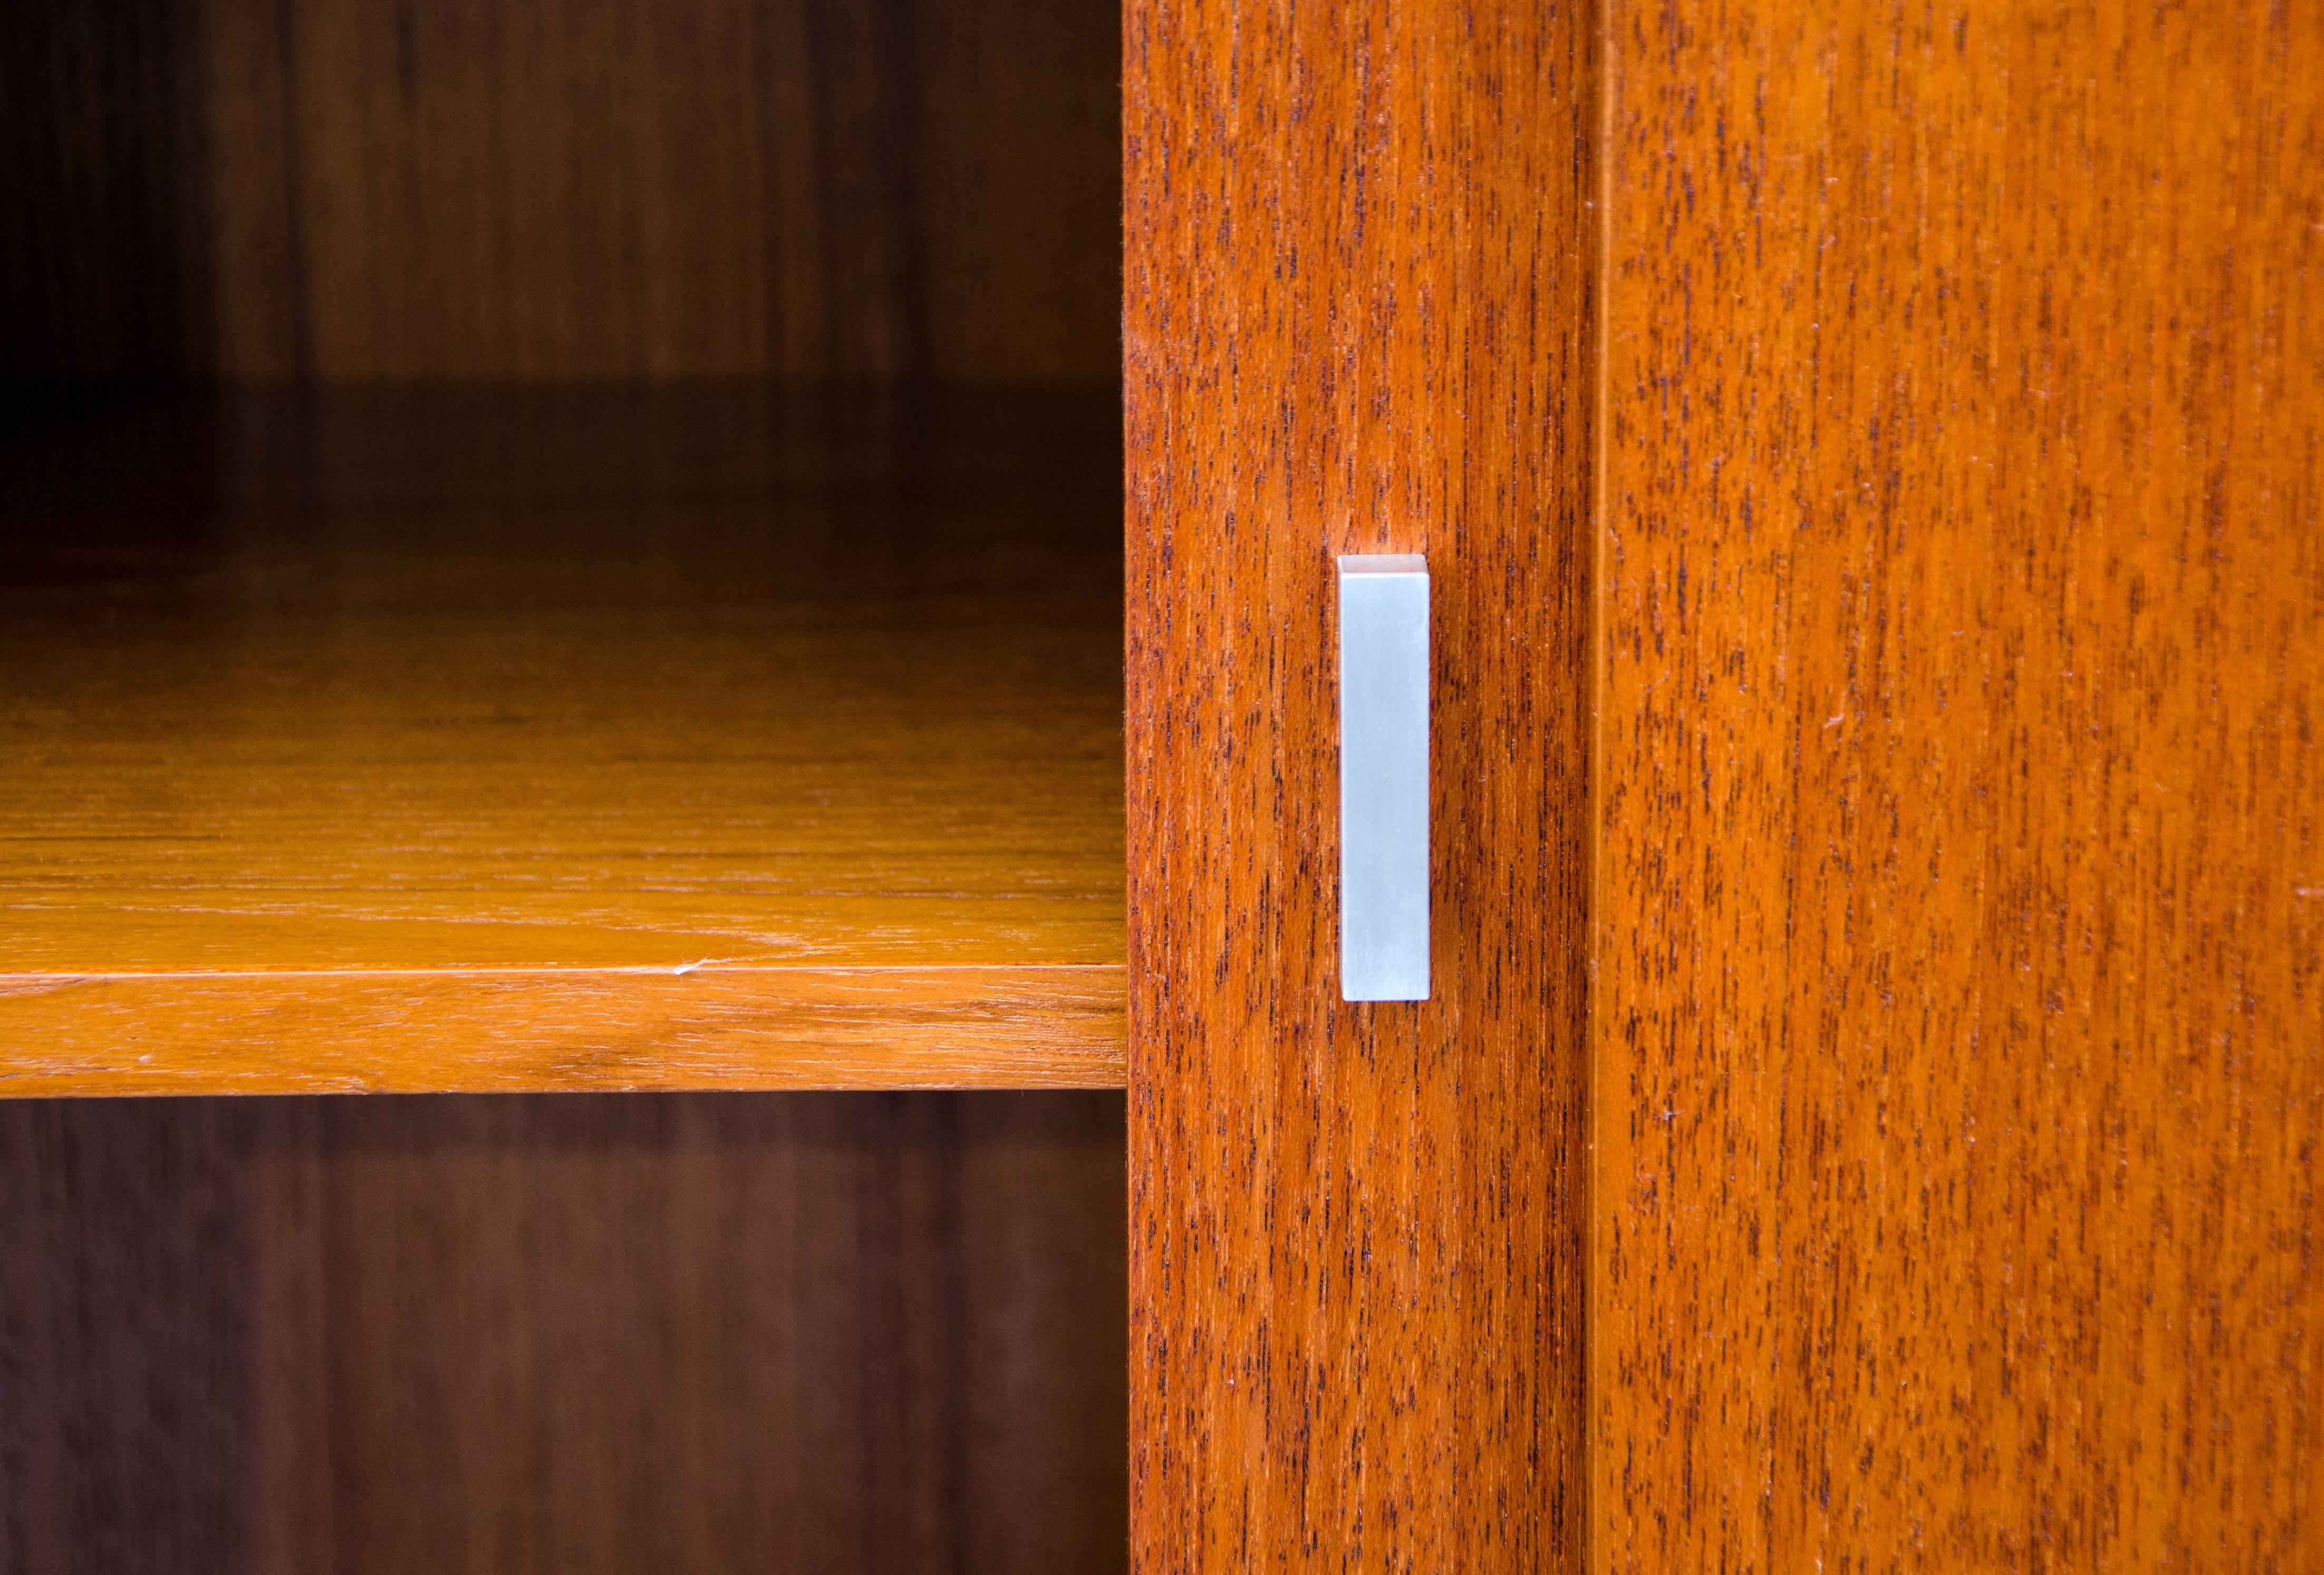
0,1100,253,1571
1593,2,2324,1567
1124,0,1596,1566
0,389,1126,1092
3,0,1117,381
0,1091,1128,1575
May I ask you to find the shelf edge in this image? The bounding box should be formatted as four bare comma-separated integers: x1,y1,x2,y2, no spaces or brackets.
0,965,1126,1096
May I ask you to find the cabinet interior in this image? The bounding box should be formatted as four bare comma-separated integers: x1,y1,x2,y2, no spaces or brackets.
0,0,1126,1569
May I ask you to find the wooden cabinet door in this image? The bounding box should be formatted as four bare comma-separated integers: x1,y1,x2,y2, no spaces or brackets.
1593,4,2321,1567
1124,0,1595,1568
1128,0,2320,1568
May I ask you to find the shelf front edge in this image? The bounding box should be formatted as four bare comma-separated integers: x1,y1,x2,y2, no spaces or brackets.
0,965,1126,1095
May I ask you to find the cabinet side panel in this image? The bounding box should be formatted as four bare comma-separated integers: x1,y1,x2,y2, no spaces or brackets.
1594,1,2324,1567
1124,0,1598,1567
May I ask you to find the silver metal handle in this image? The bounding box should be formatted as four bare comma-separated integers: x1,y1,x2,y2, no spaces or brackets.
1337,554,1430,1002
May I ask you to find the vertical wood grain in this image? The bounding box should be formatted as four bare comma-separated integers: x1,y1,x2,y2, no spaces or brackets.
1124,0,1597,1566
253,0,1115,380
0,1102,253,1570
198,0,305,378
3,0,1119,383
0,1093,1126,1575
1593,1,2324,1567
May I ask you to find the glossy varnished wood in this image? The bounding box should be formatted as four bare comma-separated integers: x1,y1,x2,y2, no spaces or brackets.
0,970,1121,1095
0,1091,1128,1574
1124,0,1597,1566
2,0,1117,381
1593,2,2323,1567
0,389,1126,1091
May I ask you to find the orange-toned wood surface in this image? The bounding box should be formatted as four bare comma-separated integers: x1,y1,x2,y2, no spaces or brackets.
1,0,1117,382
0,389,1126,1091
1593,2,2324,1568
1124,0,1596,1565
0,970,1121,1096
1,1090,1128,1574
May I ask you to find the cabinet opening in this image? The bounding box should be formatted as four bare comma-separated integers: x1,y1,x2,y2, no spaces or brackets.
0,0,1127,1569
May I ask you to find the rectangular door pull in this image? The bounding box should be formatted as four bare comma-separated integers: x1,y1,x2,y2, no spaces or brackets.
1337,554,1430,1002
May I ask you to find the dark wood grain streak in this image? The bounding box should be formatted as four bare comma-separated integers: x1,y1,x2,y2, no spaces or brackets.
0,1092,1127,1575
1124,0,1597,1566
3,0,1118,383
1591,1,2324,1567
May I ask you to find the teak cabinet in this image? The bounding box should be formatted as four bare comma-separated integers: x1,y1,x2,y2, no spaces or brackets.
4,0,2318,1570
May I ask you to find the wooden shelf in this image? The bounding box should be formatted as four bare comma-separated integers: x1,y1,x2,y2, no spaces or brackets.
0,388,1126,1094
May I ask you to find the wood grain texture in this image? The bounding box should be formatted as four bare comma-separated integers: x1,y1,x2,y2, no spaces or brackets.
0,969,1121,1095
0,1090,1128,1575
1592,1,2324,1568
0,388,1126,1091
1124,0,1596,1566
3,0,1118,382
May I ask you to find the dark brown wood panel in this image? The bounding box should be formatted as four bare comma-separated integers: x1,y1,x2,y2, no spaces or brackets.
0,1100,255,1571
1592,2,2324,1568
1124,0,1597,1566
0,1091,1128,1575
0,0,216,383
3,0,1118,382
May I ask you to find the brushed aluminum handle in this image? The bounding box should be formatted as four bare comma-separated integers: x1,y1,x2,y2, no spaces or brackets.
1337,554,1430,1002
